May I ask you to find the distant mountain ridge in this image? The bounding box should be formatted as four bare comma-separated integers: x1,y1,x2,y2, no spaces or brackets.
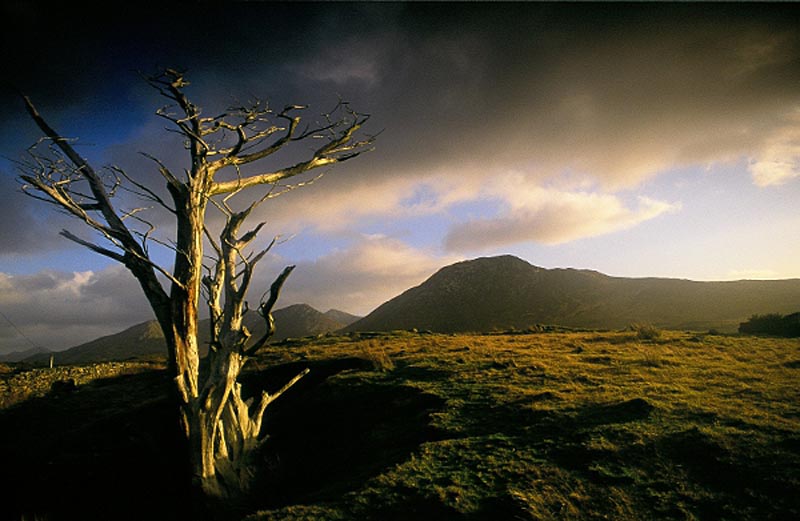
345,255,800,334
0,346,51,364
22,304,360,365
38,320,166,366
265,304,360,340
15,255,800,365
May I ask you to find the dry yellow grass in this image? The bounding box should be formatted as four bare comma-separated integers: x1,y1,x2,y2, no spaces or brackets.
250,330,800,520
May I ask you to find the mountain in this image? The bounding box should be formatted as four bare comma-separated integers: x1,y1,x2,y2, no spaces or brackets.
322,309,361,327
24,320,165,366
24,304,360,366
344,255,800,334
268,304,357,340
0,346,51,363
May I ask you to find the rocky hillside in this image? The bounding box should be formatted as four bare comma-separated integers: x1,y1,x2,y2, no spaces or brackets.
27,321,166,366
321,308,361,327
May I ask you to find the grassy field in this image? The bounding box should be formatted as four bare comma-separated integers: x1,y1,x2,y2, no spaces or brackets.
1,329,799,520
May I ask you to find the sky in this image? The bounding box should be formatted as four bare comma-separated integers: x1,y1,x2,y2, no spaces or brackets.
1,2,799,354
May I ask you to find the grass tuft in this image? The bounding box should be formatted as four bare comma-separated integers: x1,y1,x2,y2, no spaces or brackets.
360,340,395,372
630,323,663,341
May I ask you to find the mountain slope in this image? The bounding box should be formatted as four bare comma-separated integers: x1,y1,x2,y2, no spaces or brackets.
0,346,52,363
344,255,800,333
322,309,361,327
25,320,166,365
26,304,359,365
268,304,356,340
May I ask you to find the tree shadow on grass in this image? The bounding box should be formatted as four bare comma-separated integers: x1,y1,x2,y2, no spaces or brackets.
0,369,190,521
0,359,447,521
250,359,446,509
658,426,800,519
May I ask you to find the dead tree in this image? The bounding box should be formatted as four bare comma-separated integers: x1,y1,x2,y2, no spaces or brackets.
16,69,374,498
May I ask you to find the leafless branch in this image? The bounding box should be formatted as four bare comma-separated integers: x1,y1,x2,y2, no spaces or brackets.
112,165,176,213
60,229,126,263
245,265,295,356
19,96,175,301
138,152,182,188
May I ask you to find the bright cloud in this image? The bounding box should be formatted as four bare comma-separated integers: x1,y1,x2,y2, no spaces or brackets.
268,235,455,316
748,117,800,187
444,175,680,252
235,13,800,245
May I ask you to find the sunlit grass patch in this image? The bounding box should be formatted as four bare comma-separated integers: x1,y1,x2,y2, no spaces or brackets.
247,330,800,519
359,340,395,372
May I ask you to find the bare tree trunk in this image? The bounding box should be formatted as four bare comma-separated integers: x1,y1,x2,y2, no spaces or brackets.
195,258,305,497
18,68,372,507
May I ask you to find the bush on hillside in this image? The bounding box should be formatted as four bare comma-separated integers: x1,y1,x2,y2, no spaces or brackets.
739,312,800,337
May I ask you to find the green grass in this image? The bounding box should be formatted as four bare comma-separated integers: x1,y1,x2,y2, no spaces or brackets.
1,330,798,520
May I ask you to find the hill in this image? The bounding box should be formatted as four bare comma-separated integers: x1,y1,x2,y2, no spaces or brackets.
267,304,358,340
345,255,800,333
24,320,166,366
25,304,359,365
322,308,361,327
0,346,51,363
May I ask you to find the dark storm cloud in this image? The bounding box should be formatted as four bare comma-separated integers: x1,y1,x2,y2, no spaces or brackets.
3,7,797,189
1,2,795,247
0,167,80,255
233,2,800,244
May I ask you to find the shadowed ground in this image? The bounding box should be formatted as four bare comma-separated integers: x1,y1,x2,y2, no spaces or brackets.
0,358,444,521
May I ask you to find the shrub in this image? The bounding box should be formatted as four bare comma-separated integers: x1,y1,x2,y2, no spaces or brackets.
739,312,800,337
639,349,664,367
360,341,395,372
630,323,662,341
